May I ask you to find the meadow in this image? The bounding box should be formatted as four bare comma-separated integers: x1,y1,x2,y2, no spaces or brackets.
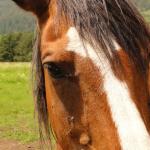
0,63,39,144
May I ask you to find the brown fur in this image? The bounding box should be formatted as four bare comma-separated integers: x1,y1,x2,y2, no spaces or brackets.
12,0,150,149
12,0,49,17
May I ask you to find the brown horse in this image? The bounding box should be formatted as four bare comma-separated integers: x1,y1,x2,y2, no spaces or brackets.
12,0,150,149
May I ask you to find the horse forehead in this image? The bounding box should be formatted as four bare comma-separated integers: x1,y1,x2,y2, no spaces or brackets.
66,27,121,57
66,27,96,58
65,26,120,72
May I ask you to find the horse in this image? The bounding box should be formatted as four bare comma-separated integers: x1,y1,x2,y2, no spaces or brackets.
12,0,150,149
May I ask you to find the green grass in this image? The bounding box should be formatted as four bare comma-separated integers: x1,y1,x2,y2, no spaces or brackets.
0,63,39,143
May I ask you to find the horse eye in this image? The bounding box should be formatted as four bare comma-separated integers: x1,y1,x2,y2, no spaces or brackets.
44,62,67,79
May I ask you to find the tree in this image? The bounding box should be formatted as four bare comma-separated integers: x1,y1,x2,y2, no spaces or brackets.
0,32,33,62
14,32,33,62
0,33,20,61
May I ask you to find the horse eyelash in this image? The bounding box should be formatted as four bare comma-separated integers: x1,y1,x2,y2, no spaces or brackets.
43,62,73,79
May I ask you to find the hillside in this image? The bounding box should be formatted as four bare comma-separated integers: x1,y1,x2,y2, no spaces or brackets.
0,0,35,34
135,0,150,10
0,0,149,34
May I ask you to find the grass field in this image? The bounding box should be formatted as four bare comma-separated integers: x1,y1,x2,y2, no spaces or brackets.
0,63,39,144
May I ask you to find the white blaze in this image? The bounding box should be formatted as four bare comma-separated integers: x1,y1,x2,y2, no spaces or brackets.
66,27,150,150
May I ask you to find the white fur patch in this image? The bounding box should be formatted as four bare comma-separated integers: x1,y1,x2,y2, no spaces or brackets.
66,27,150,150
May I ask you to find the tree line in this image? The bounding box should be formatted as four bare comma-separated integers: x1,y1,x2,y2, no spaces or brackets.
0,32,33,62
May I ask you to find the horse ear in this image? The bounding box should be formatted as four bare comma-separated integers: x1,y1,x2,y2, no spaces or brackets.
12,0,49,16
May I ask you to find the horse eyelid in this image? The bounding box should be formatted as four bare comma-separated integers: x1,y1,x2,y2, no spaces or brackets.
43,62,69,79
43,62,75,80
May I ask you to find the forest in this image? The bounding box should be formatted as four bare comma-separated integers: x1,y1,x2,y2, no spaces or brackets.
0,32,33,62
0,0,150,62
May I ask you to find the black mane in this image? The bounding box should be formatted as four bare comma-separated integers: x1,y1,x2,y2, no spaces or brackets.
58,0,150,72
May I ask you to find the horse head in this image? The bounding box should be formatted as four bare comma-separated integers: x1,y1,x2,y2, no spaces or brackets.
12,0,150,149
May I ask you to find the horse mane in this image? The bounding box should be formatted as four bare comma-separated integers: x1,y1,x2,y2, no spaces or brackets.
58,0,150,72
32,0,150,148
32,29,54,149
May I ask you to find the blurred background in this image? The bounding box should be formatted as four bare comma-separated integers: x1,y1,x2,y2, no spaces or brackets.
0,0,38,149
0,0,149,149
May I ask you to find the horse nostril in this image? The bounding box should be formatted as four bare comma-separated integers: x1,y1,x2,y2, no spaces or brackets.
79,132,90,145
